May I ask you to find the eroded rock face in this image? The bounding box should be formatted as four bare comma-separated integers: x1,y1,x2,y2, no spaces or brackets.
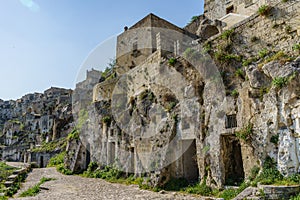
241,58,300,177
72,51,300,188
0,87,73,162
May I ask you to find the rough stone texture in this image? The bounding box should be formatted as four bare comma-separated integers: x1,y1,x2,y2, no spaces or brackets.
12,167,205,200
208,1,300,58
246,65,270,88
258,184,300,200
0,87,73,163
69,0,300,190
233,187,259,200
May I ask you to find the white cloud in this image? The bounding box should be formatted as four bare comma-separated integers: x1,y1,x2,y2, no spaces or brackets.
19,0,40,12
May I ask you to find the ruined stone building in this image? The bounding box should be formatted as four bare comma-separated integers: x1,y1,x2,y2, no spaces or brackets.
68,0,300,189
0,0,299,190
0,87,73,167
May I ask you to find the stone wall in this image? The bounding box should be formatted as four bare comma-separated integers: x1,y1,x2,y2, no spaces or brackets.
69,1,300,189
204,0,282,20
208,0,300,56
194,0,300,186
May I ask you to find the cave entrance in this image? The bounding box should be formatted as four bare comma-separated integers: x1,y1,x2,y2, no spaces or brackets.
221,134,244,185
182,139,199,183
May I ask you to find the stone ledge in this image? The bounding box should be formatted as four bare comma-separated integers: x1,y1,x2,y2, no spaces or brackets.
258,184,300,200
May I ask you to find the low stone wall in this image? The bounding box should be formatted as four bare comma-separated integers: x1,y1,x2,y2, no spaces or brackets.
208,1,300,58
258,184,300,200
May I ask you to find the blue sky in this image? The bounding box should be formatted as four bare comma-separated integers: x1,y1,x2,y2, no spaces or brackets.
0,0,204,100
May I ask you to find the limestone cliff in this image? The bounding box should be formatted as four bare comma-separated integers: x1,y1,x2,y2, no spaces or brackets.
68,0,300,189
0,87,73,167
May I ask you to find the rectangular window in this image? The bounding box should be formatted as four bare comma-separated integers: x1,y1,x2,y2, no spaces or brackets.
225,114,237,129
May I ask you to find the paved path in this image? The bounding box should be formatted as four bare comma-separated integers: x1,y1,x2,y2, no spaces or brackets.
9,167,204,200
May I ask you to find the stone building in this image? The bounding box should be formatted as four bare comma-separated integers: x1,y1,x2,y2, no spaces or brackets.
0,87,73,163
71,0,300,189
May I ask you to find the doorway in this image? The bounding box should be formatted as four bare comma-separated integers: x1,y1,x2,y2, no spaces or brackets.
221,135,244,185
182,139,199,183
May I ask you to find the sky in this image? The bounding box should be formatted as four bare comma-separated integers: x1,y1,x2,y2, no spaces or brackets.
0,0,204,100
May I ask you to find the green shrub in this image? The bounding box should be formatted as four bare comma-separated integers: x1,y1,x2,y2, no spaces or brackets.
214,52,241,63
47,152,65,167
19,185,40,197
235,123,253,142
272,77,288,89
67,129,79,141
87,162,98,172
186,182,212,196
290,194,300,200
235,68,245,78
31,139,66,153
56,163,73,175
219,188,239,200
168,58,177,66
47,152,72,175
187,16,199,25
83,165,122,181
265,51,293,64
231,89,239,98
253,156,283,185
258,48,269,59
242,57,258,66
249,166,260,181
19,177,55,197
218,182,248,200
221,29,235,40
203,42,212,53
270,135,279,145
258,5,271,16
293,43,300,52
0,162,17,180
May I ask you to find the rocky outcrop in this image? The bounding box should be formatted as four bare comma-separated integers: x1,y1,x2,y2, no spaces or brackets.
67,0,300,190
0,87,73,164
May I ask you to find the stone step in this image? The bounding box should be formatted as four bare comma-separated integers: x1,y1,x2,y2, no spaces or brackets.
7,174,18,181
4,181,14,187
13,168,26,175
